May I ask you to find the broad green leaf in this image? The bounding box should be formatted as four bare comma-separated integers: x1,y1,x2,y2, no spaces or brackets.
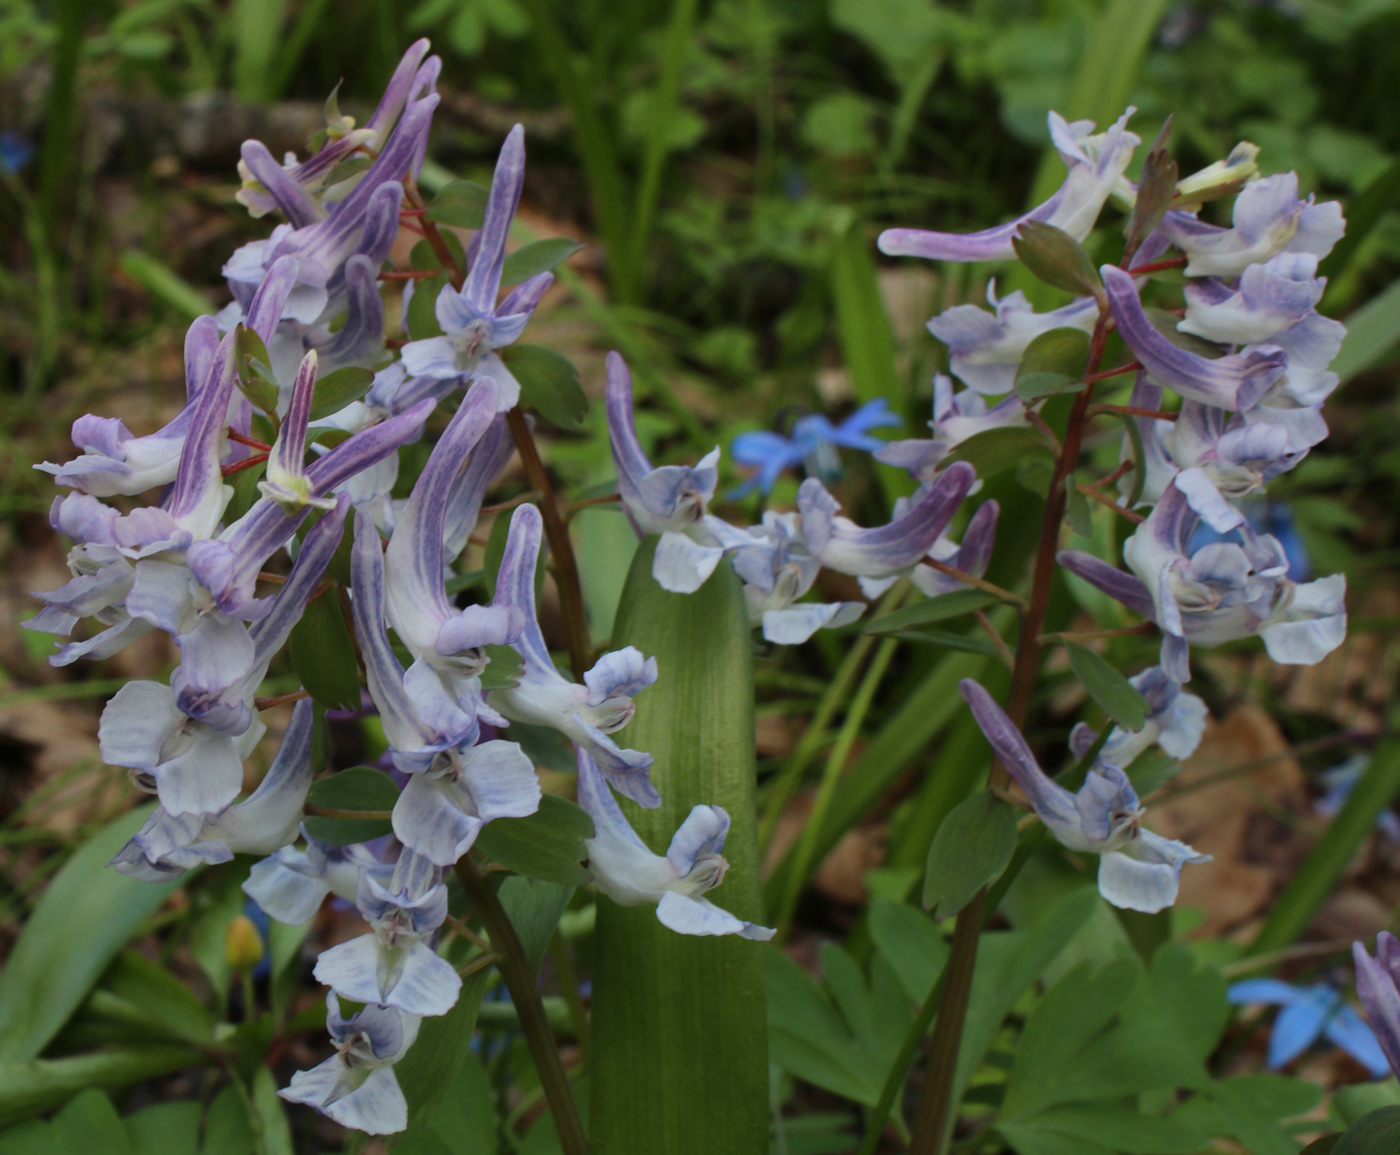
411,234,466,273
0,1047,206,1127
1064,640,1148,731
510,721,578,776
251,1067,293,1155
501,345,588,432
224,459,267,524
1301,1135,1340,1154
52,1090,133,1155
82,951,216,1047
500,238,584,287
474,795,593,886
952,887,1099,1109
396,970,492,1132
1320,155,1400,284
427,179,490,229
301,815,392,845
922,792,1019,918
307,366,374,422
186,861,251,1005
592,538,768,1154
1211,1076,1321,1155
1120,943,1229,1064
406,271,449,340
1125,748,1181,797
942,427,1054,481
267,915,311,1021
202,1084,255,1155
482,506,514,602
864,590,999,635
289,591,361,711
0,805,186,1064
396,1051,496,1154
1014,328,1091,402
306,765,398,815
497,876,574,972
479,643,523,691
999,1105,1207,1155
1012,221,1104,300
867,899,948,1004
1335,1107,1400,1155
123,1101,200,1155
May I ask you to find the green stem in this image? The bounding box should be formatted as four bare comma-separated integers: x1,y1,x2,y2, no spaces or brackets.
758,583,907,854
856,973,947,1155
775,634,900,942
454,857,588,1155
550,929,591,1067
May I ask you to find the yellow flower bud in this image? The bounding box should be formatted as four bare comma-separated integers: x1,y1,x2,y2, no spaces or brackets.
225,914,265,972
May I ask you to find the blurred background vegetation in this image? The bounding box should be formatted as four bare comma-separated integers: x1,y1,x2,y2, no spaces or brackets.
6,1,1400,1148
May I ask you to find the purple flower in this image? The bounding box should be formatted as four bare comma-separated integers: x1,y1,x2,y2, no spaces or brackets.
1355,933,1400,1081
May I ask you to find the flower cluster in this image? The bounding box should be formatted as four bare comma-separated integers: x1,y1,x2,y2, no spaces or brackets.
28,42,769,1136
873,108,1349,911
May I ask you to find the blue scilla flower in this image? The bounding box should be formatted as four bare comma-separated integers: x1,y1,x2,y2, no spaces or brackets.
728,398,901,499
1228,979,1390,1077
0,131,33,174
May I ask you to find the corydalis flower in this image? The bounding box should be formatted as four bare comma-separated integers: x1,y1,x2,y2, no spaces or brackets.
488,503,661,806
797,463,976,591
728,399,900,498
875,374,1027,487
245,832,393,925
1354,932,1400,1081
313,850,461,1016
606,351,752,594
351,508,539,867
879,109,1139,262
1068,666,1207,769
576,749,774,940
400,126,552,411
110,699,315,881
279,992,420,1135
731,512,864,645
960,679,1210,912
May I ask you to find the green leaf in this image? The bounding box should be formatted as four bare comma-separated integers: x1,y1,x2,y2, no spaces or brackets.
1125,748,1181,797
411,234,466,273
1320,155,1400,284
224,459,267,525
1012,221,1104,301
233,325,280,415
501,345,588,431
1212,1076,1322,1155
497,876,574,971
116,252,214,320
1125,118,1179,257
482,505,514,602
1014,328,1091,402
1114,411,1149,509
407,272,449,340
1301,1135,1341,1155
308,366,374,422
396,971,492,1132
591,537,768,1154
306,765,399,815
396,1051,496,1154
1335,1108,1400,1155
427,179,490,229
302,815,392,845
867,899,948,1004
999,1105,1207,1155
0,1047,206,1127
500,238,584,287
83,951,216,1046
52,1089,133,1155
1064,640,1148,731
202,1085,254,1155
941,426,1054,481
479,643,523,690
123,1101,200,1155
474,795,594,886
0,805,186,1064
1334,278,1400,382
1065,479,1093,537
864,590,999,635
921,792,1019,918
289,591,361,711
249,1067,293,1155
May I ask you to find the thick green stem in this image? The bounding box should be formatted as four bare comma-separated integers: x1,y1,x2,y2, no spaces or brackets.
454,857,588,1155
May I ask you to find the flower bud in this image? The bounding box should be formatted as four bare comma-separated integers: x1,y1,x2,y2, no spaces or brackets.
225,913,265,972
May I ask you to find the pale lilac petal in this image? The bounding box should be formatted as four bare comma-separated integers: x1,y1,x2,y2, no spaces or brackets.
655,891,775,941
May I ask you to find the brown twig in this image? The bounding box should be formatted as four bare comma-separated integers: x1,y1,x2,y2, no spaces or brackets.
1128,255,1188,275
1089,403,1178,421
228,429,272,451
919,557,1026,610
379,269,442,281
253,688,310,710
1087,460,1134,490
1041,622,1157,644
222,452,268,477
402,180,465,290
1084,360,1143,383
1077,483,1146,523
974,610,1015,669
